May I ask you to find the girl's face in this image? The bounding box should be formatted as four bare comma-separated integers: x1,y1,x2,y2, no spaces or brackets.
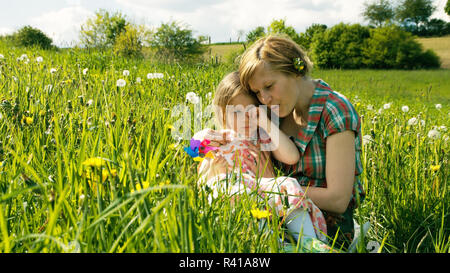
248,63,299,118
226,93,259,138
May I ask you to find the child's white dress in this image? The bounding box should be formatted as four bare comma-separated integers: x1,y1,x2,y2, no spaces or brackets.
194,128,328,242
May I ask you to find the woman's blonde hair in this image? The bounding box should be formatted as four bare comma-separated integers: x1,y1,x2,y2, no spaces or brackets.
239,34,312,91
213,71,255,128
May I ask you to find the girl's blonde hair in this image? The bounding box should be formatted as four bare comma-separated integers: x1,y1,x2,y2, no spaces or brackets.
213,71,255,128
239,34,312,91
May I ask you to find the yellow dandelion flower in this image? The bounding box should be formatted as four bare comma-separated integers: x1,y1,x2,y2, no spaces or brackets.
82,157,105,168
167,124,174,130
22,116,33,125
132,180,150,193
168,143,178,150
430,165,441,172
250,208,271,219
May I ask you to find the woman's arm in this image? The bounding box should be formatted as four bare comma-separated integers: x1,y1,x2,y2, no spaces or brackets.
256,108,300,165
300,130,355,214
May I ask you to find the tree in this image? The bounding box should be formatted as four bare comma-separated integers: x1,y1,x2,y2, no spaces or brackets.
310,23,370,69
267,19,301,44
246,26,266,43
80,9,128,49
362,0,395,27
150,21,205,62
13,26,53,49
445,0,450,16
363,25,440,68
298,24,327,50
396,0,436,26
113,24,151,58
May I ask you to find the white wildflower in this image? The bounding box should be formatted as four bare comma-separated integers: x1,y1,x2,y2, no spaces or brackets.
147,73,164,79
420,120,425,126
19,54,28,61
366,104,374,111
362,135,372,145
435,104,442,110
0,54,4,59
123,70,130,76
86,99,94,107
50,68,57,74
427,129,440,140
36,56,43,63
136,77,141,83
383,103,391,110
407,117,418,126
401,106,409,113
186,92,200,104
438,125,447,132
116,79,126,87
82,68,88,75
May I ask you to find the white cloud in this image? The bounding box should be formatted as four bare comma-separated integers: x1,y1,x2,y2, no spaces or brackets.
115,0,371,42
0,27,14,36
30,6,94,47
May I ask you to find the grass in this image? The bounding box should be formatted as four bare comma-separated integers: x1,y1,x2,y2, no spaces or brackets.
417,35,450,69
0,43,448,253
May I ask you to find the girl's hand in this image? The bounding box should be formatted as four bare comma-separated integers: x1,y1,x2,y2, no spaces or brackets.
203,129,232,148
206,155,229,180
242,141,275,178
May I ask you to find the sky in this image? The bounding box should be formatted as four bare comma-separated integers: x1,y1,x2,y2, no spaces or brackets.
0,0,449,47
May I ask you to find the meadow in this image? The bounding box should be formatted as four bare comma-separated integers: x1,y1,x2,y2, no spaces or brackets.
0,42,448,253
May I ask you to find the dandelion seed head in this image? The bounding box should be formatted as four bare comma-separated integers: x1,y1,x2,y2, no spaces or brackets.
186,92,200,104
36,56,43,63
123,70,130,76
435,104,442,110
401,105,409,112
427,129,440,139
116,79,126,87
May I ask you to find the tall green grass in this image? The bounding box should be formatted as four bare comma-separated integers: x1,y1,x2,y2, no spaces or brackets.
0,44,448,253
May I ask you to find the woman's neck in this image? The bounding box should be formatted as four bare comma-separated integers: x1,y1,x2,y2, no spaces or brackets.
293,77,315,124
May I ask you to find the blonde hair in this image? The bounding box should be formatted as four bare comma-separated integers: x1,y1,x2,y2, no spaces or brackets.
239,34,312,91
213,71,256,128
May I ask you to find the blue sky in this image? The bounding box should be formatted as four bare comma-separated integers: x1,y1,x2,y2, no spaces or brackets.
0,0,448,47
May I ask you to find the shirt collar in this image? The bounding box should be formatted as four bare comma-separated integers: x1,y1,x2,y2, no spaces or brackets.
294,79,332,153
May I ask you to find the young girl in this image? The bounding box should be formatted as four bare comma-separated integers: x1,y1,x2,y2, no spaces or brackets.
194,71,328,245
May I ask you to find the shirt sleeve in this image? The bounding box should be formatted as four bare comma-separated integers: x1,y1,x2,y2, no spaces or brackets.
322,92,361,139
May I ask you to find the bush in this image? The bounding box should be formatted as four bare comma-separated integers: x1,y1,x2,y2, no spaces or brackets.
80,9,128,49
310,23,370,69
150,21,205,62
298,24,327,51
363,25,440,69
113,24,150,58
13,26,53,49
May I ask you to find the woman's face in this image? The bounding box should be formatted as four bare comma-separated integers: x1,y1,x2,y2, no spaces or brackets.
248,63,299,118
226,93,259,138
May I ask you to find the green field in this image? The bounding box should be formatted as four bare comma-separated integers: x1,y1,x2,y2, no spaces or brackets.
0,42,449,253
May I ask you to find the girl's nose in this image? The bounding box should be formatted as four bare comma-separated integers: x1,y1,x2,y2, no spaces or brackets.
260,90,271,104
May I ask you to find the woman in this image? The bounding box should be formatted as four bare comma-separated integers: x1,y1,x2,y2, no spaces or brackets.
237,35,365,248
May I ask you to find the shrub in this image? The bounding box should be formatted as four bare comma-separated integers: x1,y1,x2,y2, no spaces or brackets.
363,25,440,69
150,21,205,62
298,24,327,51
13,26,53,49
113,24,150,58
80,9,128,49
310,23,370,69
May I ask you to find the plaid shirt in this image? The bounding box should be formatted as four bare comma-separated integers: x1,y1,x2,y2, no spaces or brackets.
275,79,365,210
